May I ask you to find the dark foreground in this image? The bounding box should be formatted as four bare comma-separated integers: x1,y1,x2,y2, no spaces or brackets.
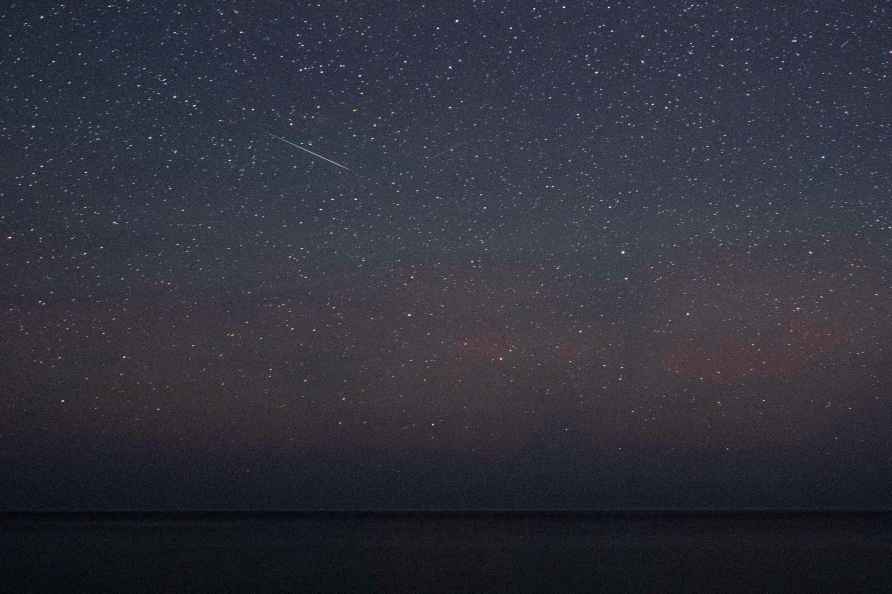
3,511,892,593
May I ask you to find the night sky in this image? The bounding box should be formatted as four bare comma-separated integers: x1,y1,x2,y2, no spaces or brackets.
2,2,891,510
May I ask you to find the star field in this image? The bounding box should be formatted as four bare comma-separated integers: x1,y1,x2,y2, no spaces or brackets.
1,1,891,509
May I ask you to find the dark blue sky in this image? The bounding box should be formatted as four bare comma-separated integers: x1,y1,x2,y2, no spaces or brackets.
2,1,890,509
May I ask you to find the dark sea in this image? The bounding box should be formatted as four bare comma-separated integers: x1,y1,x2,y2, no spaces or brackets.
3,511,891,593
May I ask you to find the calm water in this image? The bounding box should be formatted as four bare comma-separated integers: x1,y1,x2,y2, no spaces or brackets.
4,512,892,593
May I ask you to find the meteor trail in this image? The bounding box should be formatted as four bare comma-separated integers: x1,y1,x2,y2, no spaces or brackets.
268,133,350,171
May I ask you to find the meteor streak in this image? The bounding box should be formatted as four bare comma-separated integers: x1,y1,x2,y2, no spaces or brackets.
268,133,350,171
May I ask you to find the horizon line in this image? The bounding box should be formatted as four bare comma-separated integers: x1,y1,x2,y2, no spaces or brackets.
4,507,892,516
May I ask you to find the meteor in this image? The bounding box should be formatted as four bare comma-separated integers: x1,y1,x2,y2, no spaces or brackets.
268,133,350,171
